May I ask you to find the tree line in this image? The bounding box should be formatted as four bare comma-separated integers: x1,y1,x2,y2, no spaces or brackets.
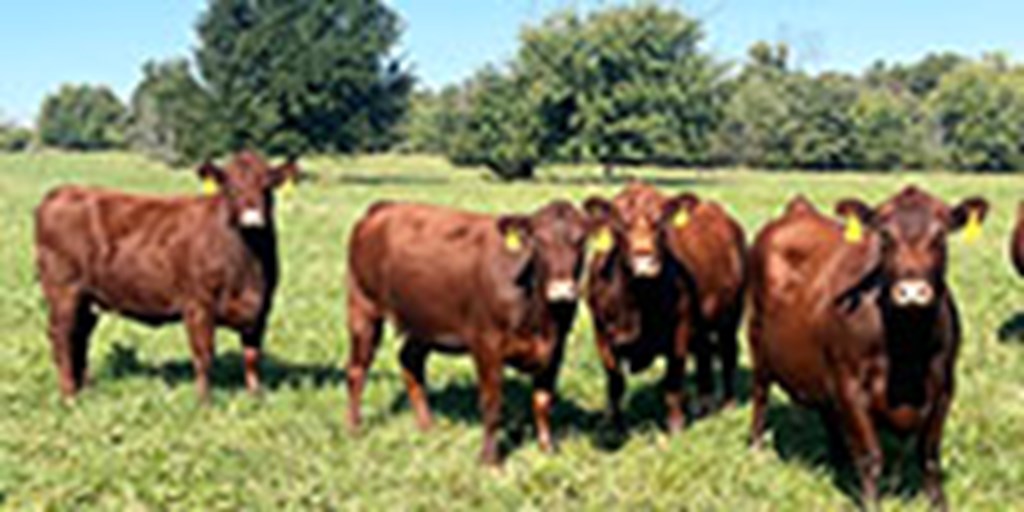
4,2,1024,177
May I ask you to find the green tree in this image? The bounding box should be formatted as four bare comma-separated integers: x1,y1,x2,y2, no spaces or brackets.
397,86,468,155
195,0,412,156
518,5,725,172
127,59,222,164
0,114,33,152
866,52,966,97
928,62,1024,171
788,73,859,170
849,87,933,170
37,84,126,150
712,42,797,168
447,67,542,180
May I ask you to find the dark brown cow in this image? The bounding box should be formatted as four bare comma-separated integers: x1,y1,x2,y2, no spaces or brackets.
35,151,298,400
673,199,746,413
584,182,744,431
748,187,988,509
346,200,590,464
1013,201,1024,276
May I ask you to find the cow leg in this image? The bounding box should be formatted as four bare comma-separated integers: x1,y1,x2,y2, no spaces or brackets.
184,304,216,402
399,341,432,430
532,336,566,454
836,377,883,509
346,281,383,430
240,327,264,395
719,319,740,410
664,321,693,434
747,318,770,449
44,285,83,398
692,329,715,417
663,356,687,434
474,347,503,465
70,300,98,390
919,384,952,511
595,333,625,430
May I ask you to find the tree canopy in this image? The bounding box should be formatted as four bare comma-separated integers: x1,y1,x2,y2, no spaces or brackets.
38,84,126,151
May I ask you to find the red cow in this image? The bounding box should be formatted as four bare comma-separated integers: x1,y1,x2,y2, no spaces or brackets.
748,187,988,509
35,151,297,399
346,200,590,464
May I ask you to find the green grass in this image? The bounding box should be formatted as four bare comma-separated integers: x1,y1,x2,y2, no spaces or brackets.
1,152,1021,510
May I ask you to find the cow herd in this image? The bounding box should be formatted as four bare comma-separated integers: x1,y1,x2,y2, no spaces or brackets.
32,151,1024,508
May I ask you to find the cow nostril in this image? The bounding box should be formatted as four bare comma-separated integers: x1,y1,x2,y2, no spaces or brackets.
546,280,578,302
891,279,934,307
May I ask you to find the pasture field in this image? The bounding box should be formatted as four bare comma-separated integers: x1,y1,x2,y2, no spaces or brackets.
0,152,1022,510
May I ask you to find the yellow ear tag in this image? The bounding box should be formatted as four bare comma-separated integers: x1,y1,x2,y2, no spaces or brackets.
201,177,218,196
673,209,690,228
280,177,295,198
504,230,523,252
844,215,864,243
963,210,982,243
592,227,614,254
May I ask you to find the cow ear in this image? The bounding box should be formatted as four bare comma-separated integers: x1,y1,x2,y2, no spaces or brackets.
835,198,874,244
269,157,300,189
662,192,699,229
497,215,533,253
950,196,990,240
197,161,226,195
835,198,874,224
583,196,617,230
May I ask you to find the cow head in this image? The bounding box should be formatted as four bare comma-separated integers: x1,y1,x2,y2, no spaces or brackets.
836,186,988,310
497,201,590,303
197,151,299,229
584,183,699,279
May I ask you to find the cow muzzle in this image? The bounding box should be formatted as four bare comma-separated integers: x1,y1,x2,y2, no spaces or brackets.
239,208,266,228
631,254,661,277
890,279,935,308
546,279,579,302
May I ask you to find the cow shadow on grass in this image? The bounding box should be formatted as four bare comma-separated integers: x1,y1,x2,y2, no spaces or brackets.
997,312,1024,343
100,343,348,392
765,402,932,507
385,366,754,458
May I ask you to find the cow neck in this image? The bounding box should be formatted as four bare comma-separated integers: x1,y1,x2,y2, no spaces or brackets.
878,291,944,408
209,195,280,286
520,264,558,339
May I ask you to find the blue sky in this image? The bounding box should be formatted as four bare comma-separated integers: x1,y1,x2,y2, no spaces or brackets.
2,0,1022,125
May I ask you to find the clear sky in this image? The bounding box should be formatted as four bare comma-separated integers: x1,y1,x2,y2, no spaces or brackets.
2,0,1022,125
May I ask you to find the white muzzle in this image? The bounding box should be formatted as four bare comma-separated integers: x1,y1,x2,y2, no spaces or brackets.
891,279,935,307
239,208,266,228
546,279,578,302
631,255,660,277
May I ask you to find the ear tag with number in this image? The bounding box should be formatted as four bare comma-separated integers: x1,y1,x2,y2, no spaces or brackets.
963,210,982,243
201,177,218,196
673,209,690,228
592,227,614,254
504,230,523,252
844,215,864,243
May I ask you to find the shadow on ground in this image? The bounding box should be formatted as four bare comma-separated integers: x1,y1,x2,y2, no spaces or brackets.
764,402,933,507
997,312,1024,343
385,366,755,458
100,343,347,392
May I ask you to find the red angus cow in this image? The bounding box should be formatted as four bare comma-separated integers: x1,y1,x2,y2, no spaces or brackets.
748,187,988,509
346,200,590,464
584,184,693,433
673,200,746,413
35,151,297,399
